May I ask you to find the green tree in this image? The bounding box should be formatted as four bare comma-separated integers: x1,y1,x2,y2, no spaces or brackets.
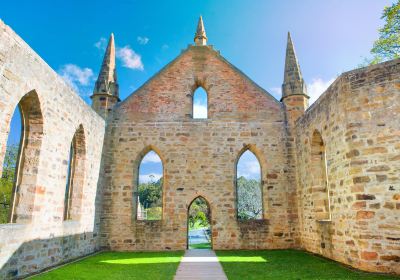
237,176,262,220
0,144,19,223
369,1,400,64
138,176,163,209
188,197,210,229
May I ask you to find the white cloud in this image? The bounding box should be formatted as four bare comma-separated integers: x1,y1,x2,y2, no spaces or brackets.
238,159,261,178
161,44,169,50
307,78,335,105
116,46,144,70
94,37,107,50
59,64,94,97
59,64,93,86
269,87,282,99
139,173,162,183
142,152,161,163
245,160,261,174
137,36,149,45
193,103,207,118
237,150,261,179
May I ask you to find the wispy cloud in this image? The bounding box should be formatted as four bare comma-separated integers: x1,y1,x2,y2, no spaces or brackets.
269,87,282,99
142,151,161,163
237,159,261,178
307,77,335,105
59,64,94,97
269,77,334,105
193,102,207,118
116,45,144,70
137,36,149,45
94,37,107,50
161,44,169,50
139,173,162,183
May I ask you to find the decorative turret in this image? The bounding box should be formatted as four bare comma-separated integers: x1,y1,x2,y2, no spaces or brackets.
91,33,120,119
194,16,207,46
281,32,309,126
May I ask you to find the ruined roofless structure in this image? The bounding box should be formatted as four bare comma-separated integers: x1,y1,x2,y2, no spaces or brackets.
0,16,399,279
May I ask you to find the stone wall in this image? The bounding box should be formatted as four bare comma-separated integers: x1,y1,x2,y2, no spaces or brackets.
0,20,105,279
1,17,399,279
100,45,299,251
295,59,400,274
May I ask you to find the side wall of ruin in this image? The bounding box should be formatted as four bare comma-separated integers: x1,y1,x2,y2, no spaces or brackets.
0,20,105,279
295,59,400,274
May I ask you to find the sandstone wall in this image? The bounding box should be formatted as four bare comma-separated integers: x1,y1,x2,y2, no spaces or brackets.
0,20,105,279
295,59,400,274
100,46,299,251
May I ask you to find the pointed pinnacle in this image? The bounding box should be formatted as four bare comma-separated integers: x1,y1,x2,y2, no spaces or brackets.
92,32,119,99
100,33,116,83
281,32,308,101
284,31,302,81
194,16,207,46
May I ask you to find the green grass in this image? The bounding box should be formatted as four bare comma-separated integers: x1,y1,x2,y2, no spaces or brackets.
31,251,184,280
189,242,212,249
216,250,400,280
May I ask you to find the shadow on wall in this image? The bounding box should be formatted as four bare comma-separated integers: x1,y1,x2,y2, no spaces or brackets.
237,219,270,249
0,142,106,279
0,232,98,279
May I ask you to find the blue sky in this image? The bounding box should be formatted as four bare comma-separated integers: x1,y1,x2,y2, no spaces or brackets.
139,151,163,184
0,0,392,105
237,151,261,181
1,1,393,177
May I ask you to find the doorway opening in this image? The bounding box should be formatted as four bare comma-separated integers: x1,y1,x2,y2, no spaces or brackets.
187,196,211,249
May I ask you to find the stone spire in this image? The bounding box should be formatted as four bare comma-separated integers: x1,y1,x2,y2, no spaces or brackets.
92,33,119,99
91,33,120,118
194,16,207,46
281,32,308,101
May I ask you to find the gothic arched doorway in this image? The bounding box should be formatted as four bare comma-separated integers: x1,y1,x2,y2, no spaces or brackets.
187,196,212,249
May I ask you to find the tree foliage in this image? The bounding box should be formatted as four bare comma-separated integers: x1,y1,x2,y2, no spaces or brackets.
138,176,163,209
188,197,210,229
370,1,400,64
237,176,262,220
0,144,19,223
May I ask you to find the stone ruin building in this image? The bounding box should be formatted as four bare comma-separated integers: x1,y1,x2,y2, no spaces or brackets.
0,16,399,279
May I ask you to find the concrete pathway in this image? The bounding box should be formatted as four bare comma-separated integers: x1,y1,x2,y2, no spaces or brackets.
174,249,228,280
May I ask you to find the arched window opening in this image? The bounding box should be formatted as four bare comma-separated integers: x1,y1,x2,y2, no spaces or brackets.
311,130,330,221
192,87,208,119
64,125,86,221
236,150,263,220
188,197,211,249
0,91,43,224
0,106,22,224
137,150,163,220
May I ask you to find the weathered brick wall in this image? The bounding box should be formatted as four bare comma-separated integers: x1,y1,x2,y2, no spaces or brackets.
295,59,400,274
0,20,105,279
100,45,299,251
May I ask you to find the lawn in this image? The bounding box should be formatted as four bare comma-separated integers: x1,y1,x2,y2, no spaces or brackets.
189,242,212,249
31,251,184,280
216,250,400,280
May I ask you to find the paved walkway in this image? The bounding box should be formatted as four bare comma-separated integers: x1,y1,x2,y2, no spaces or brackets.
174,250,228,280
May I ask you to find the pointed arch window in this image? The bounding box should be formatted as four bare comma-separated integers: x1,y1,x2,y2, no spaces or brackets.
236,150,263,220
0,91,43,224
0,106,22,224
137,150,163,220
311,130,330,221
192,87,208,119
64,125,86,221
